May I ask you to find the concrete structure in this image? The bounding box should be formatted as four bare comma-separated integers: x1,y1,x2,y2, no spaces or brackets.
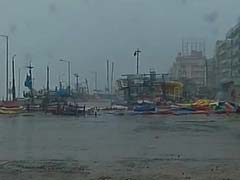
215,40,232,85
116,70,183,104
170,50,207,98
215,22,240,101
226,23,240,85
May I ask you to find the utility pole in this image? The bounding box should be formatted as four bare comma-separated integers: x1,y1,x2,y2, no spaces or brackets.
12,54,16,101
134,48,141,74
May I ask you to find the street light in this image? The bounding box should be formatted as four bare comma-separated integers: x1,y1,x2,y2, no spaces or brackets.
12,54,16,101
133,48,142,75
74,73,79,92
0,35,9,101
59,59,71,96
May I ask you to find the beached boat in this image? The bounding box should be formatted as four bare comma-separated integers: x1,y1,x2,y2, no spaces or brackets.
55,105,86,116
0,101,24,114
172,107,210,116
0,108,20,115
133,100,156,112
51,101,98,116
211,101,238,114
0,106,24,111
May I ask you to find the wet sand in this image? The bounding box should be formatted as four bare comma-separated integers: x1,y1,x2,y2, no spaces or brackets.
0,113,239,179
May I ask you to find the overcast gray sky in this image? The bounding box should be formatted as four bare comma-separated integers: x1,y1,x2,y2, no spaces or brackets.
0,0,239,97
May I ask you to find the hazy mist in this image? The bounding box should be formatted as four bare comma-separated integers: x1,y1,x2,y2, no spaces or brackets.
0,0,239,97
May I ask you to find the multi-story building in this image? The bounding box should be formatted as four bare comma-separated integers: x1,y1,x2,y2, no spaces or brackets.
226,23,240,85
170,49,207,99
215,40,231,85
174,51,206,87
215,22,240,101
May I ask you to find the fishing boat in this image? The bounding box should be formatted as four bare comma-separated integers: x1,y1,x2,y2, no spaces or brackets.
133,100,156,112
54,105,86,116
171,106,210,116
211,101,237,114
0,101,24,114
51,101,97,116
0,108,20,115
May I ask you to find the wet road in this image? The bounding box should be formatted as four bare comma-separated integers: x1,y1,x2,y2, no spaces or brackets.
0,113,240,179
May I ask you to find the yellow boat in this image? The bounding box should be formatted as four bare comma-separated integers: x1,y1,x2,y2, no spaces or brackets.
0,109,20,115
192,99,214,107
0,106,24,115
0,106,24,111
177,103,192,107
177,99,215,110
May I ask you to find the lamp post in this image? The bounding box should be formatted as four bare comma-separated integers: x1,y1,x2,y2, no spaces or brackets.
0,35,9,101
74,73,79,93
12,54,16,101
59,59,71,96
134,48,141,74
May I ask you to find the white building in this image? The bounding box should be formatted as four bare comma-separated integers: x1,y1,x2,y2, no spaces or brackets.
170,50,206,88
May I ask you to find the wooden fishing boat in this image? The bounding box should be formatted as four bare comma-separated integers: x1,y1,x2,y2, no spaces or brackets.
0,109,20,114
0,106,24,111
0,101,24,114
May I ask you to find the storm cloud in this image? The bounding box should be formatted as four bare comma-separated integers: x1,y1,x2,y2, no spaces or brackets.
0,0,239,96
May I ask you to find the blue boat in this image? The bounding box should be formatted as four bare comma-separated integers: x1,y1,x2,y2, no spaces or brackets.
133,100,156,112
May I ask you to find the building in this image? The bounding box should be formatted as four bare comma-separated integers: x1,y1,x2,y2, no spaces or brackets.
215,40,232,100
215,22,240,102
116,70,183,105
170,50,207,99
215,40,231,85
